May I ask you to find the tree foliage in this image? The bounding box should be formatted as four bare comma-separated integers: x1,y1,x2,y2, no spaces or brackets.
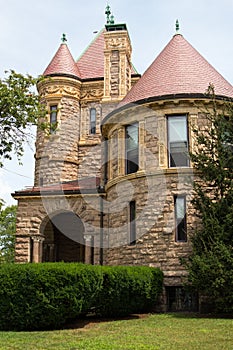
0,203,17,263
0,70,47,166
184,87,233,312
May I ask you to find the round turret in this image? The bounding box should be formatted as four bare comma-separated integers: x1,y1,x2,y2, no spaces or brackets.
34,38,81,186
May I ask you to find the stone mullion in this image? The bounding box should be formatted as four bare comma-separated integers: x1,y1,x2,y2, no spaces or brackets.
189,114,198,167
108,135,113,180
158,116,167,168
118,127,125,176
80,104,86,140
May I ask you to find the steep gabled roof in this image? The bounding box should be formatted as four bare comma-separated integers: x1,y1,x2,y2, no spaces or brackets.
121,34,233,106
43,43,81,78
76,29,105,80
76,28,138,80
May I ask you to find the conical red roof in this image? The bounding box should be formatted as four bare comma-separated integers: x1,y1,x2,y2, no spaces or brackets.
121,34,233,105
43,43,81,78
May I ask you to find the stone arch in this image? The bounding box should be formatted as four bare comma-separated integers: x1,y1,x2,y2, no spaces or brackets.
40,210,85,262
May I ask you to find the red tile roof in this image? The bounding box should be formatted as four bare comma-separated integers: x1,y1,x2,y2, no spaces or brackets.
43,43,81,78
121,34,233,106
77,28,138,80
76,29,105,80
13,178,100,196
43,28,138,81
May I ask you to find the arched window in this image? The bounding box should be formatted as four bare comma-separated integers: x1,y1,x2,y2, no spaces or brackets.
90,108,96,134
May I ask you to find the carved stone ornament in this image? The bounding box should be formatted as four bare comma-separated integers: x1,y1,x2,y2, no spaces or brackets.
39,84,80,99
81,88,104,100
105,37,126,49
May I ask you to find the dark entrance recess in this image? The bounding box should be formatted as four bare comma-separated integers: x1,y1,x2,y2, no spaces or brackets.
166,286,198,312
42,211,85,263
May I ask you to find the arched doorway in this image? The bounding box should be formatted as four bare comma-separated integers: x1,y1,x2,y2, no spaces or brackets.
41,211,85,263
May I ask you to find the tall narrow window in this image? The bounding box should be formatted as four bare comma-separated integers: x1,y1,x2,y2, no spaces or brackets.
90,108,96,134
174,196,187,242
129,201,136,245
30,237,34,263
50,105,57,134
126,123,139,174
168,116,189,167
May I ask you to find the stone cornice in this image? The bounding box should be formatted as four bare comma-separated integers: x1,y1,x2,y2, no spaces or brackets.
102,93,233,128
105,168,194,192
37,76,81,99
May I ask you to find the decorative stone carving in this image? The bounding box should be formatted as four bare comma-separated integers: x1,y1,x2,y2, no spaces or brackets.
104,31,132,101
39,84,80,99
105,37,127,49
80,88,104,100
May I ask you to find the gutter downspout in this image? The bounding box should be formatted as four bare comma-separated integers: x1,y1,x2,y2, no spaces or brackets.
98,185,105,265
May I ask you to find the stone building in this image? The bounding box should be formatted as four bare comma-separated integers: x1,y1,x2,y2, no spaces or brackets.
13,10,233,311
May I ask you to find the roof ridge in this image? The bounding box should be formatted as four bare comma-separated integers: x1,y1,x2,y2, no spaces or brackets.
76,28,105,62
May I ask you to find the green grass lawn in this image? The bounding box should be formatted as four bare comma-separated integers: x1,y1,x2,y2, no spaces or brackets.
0,313,232,350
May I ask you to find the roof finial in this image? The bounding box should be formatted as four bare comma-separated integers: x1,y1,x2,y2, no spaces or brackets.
110,14,115,25
105,4,111,24
105,4,115,25
175,20,180,34
61,33,67,43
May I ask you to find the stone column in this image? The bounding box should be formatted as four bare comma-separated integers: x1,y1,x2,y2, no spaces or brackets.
31,235,45,263
48,243,55,262
84,235,93,265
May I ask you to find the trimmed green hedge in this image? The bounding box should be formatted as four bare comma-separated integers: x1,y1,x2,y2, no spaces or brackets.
96,266,163,317
0,263,163,331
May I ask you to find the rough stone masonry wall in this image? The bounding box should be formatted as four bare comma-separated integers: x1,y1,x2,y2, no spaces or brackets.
102,99,206,285
77,101,102,180
34,96,80,185
104,172,195,286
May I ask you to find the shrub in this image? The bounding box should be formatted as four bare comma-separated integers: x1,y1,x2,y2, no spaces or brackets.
96,266,163,317
0,263,163,331
0,263,103,331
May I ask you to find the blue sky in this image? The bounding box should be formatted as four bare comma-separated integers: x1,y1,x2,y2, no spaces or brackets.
0,0,233,205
